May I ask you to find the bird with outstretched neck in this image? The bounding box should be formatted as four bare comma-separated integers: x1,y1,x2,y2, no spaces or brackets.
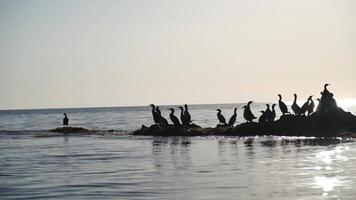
168,108,181,126
184,104,192,124
179,106,189,126
278,94,289,116
243,101,256,123
307,96,315,116
216,109,227,125
228,108,237,126
292,94,301,115
156,106,169,127
150,104,160,125
63,113,69,127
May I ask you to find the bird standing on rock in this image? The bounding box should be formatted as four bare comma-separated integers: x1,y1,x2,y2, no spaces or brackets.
258,111,267,123
216,109,227,125
300,97,310,115
228,108,237,126
156,106,169,127
63,113,69,127
271,104,276,121
307,96,315,116
179,106,189,126
243,101,256,123
292,94,301,115
150,104,160,125
278,94,289,116
168,108,181,126
184,104,192,124
264,104,273,122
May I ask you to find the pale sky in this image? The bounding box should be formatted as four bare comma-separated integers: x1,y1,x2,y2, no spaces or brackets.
0,0,355,109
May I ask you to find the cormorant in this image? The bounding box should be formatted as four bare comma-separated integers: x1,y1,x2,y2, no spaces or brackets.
216,109,227,125
179,106,189,126
156,106,169,127
278,94,289,115
300,97,310,115
168,108,181,126
271,104,276,121
264,104,273,122
243,101,256,123
228,108,237,126
258,111,267,123
150,104,160,125
322,83,333,98
184,104,192,124
63,113,69,127
292,94,301,115
316,98,321,112
307,96,315,116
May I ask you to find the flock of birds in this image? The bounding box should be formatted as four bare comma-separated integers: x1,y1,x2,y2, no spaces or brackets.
150,84,333,128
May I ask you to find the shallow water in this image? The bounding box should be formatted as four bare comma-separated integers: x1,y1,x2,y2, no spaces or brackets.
1,104,356,199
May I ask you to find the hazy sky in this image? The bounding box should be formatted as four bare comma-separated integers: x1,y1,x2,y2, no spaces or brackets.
0,0,355,109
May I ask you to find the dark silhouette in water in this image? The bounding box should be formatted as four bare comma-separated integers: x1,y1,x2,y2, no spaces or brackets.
168,108,181,126
150,104,160,125
184,104,192,124
258,111,267,123
228,108,237,126
300,97,310,115
243,101,256,123
307,96,315,116
271,104,276,121
264,104,273,122
179,106,189,126
278,94,289,116
63,113,69,127
216,109,227,125
292,94,301,115
156,106,169,127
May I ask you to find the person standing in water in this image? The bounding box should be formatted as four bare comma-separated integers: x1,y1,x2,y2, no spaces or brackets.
63,113,69,127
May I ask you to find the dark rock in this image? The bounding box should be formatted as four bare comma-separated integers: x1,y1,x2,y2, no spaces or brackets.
49,127,91,134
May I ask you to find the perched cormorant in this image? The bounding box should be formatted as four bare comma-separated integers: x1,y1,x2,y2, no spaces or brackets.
63,113,69,127
150,104,160,125
184,104,192,124
258,111,267,123
264,104,273,122
156,106,169,127
292,94,301,115
168,108,181,126
216,109,227,125
300,97,310,115
228,108,237,126
278,94,289,115
316,98,321,112
307,96,315,116
271,104,276,121
179,106,189,126
243,101,256,123
322,83,333,98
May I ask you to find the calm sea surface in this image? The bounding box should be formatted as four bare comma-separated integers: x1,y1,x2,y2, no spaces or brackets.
1,103,356,199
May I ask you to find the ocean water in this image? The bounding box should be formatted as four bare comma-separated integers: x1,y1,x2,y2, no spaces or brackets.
1,103,356,199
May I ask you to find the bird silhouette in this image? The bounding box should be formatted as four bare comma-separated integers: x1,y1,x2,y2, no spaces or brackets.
243,101,256,123
307,96,315,116
292,94,301,115
300,97,310,115
156,106,169,127
228,108,237,126
278,94,289,115
179,106,189,126
150,104,160,125
216,109,227,125
168,108,181,126
271,104,276,121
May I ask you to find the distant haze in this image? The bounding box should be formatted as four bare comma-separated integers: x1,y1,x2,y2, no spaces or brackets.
1,0,356,110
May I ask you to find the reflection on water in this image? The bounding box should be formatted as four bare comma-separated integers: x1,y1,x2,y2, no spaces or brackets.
0,135,356,200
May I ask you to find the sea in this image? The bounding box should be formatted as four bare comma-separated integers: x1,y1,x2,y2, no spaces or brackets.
1,103,356,200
